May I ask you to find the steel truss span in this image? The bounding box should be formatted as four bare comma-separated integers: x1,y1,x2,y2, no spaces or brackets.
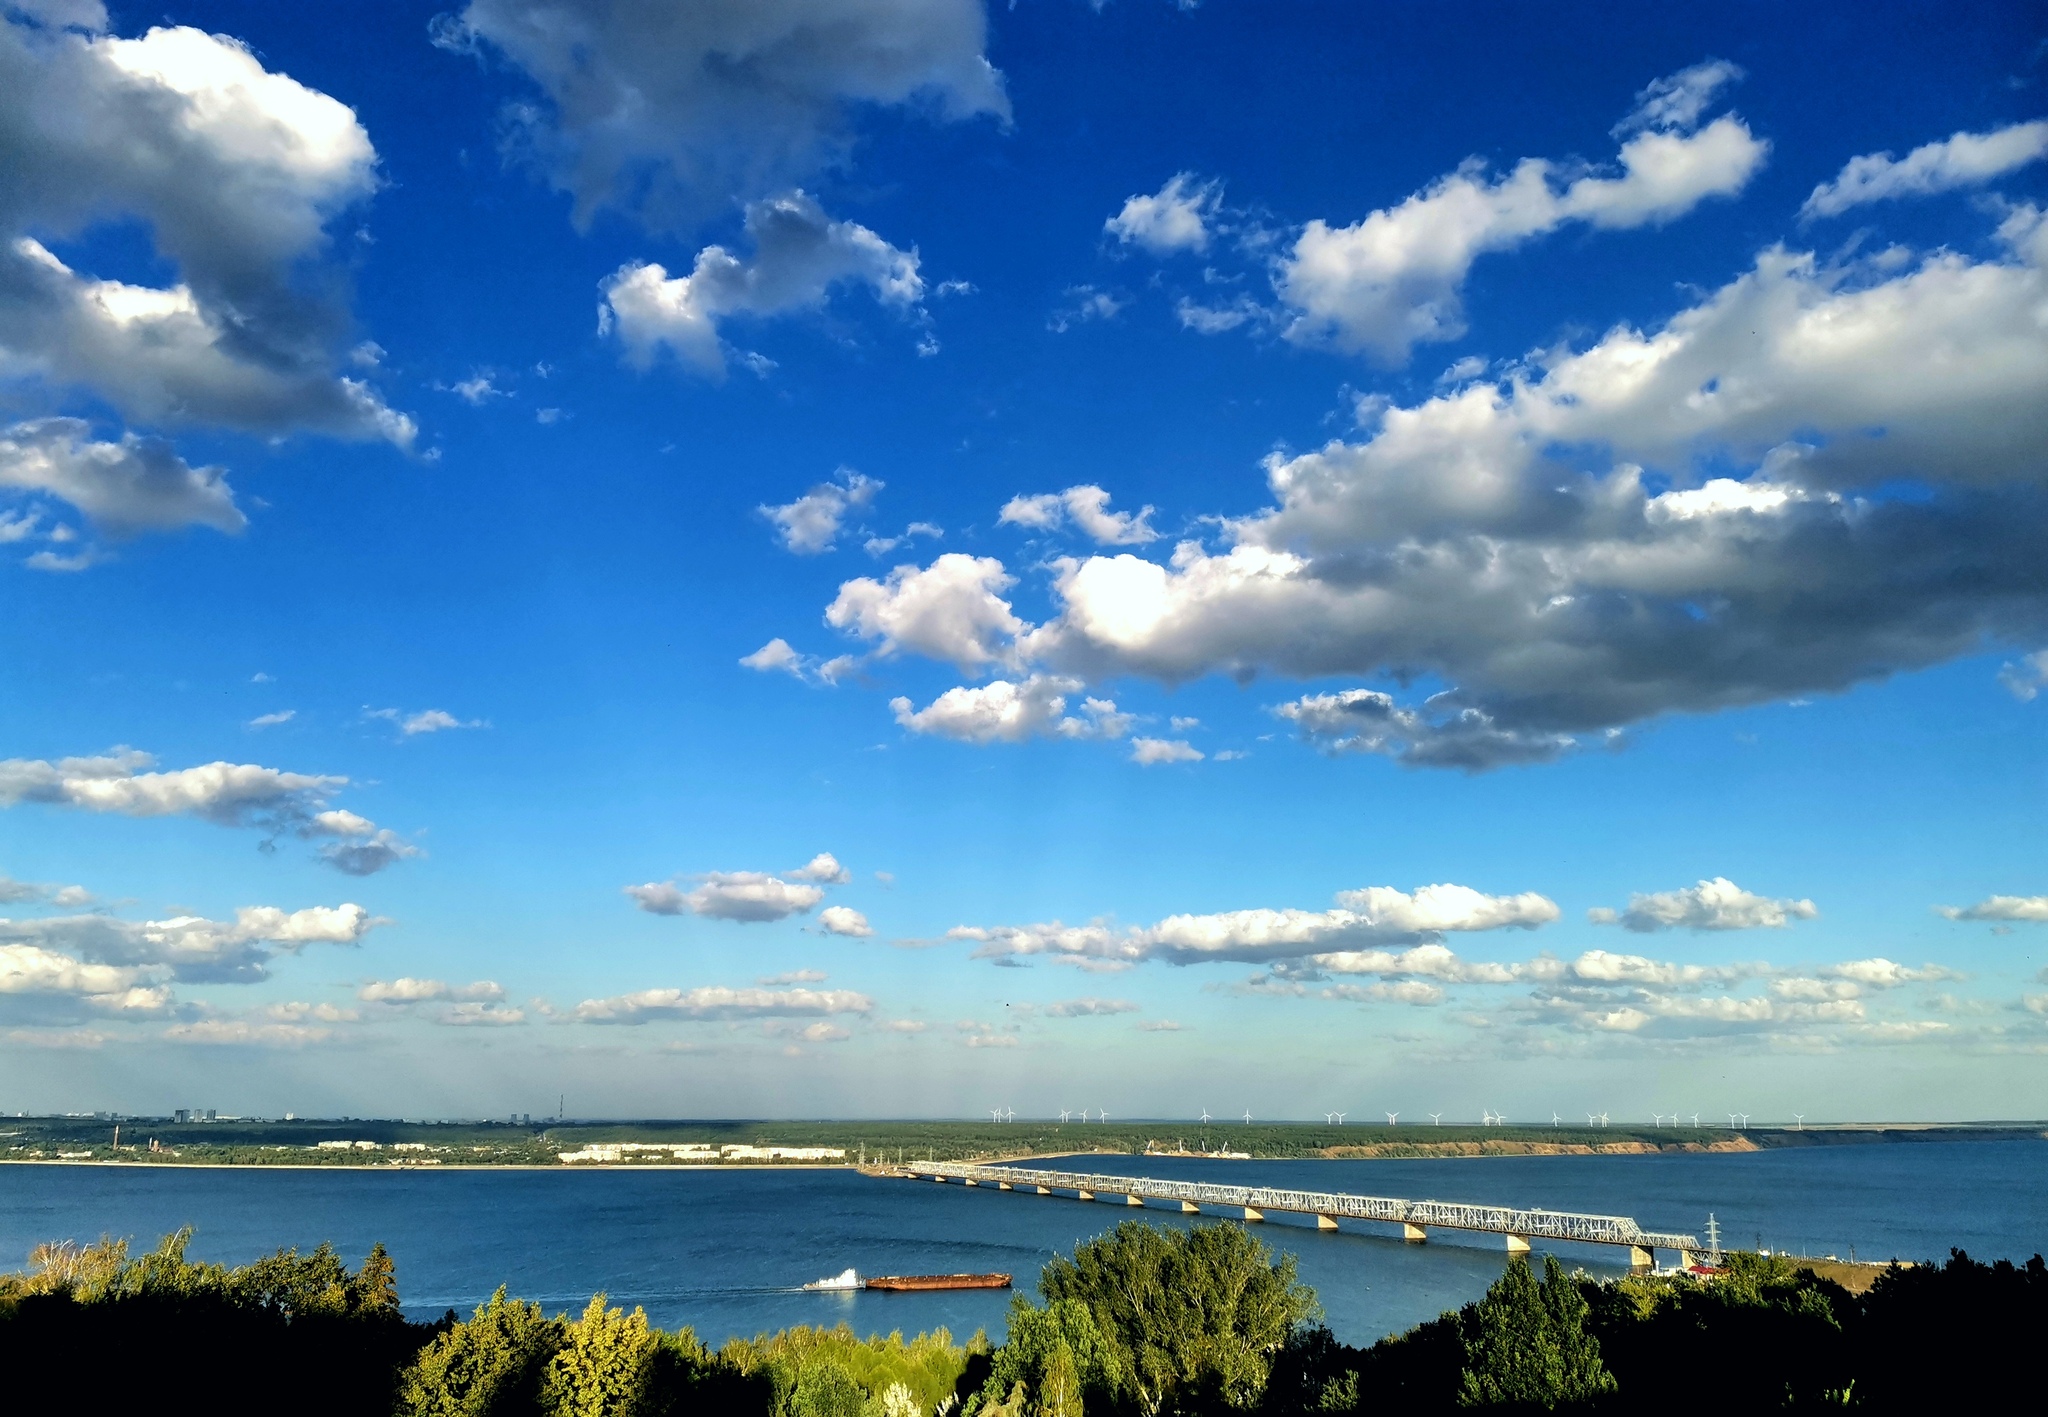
902,1162,1699,1255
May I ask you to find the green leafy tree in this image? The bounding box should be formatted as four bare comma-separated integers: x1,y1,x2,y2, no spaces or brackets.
1034,1222,1319,1415
788,1356,866,1417
400,1287,566,1416
977,1297,1122,1416
1456,1257,1614,1409
540,1293,660,1417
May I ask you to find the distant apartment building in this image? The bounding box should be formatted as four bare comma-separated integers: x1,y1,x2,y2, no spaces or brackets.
172,1109,217,1124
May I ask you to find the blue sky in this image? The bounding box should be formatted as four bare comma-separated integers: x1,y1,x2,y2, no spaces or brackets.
2,0,2046,1122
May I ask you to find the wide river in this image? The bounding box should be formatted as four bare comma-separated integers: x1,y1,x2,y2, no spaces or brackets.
2,1141,2041,1346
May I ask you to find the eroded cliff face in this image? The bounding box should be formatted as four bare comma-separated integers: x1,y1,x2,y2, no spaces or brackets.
1317,1137,1763,1160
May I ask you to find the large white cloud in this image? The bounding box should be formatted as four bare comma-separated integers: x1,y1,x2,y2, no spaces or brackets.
0,13,413,443
1276,62,1766,363
0,749,416,872
436,0,1006,230
1589,877,1818,932
1803,120,2048,219
601,190,925,375
0,941,168,1021
574,984,875,1024
0,901,378,987
834,216,2048,765
949,882,1559,968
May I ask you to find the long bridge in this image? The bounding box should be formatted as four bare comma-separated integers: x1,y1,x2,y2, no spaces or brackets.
883,1161,1701,1268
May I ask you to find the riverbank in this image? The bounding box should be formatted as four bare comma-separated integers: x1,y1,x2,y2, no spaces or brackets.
6,1116,2041,1170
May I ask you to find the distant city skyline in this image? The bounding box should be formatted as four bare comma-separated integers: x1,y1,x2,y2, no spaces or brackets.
1,1,2045,1120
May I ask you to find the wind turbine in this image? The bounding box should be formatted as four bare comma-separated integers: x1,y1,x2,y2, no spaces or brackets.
1243,1109,1253,1124
1199,1108,1211,1124
1793,1114,1804,1131
1691,1112,1701,1128
1483,1110,1497,1126
1495,1111,1508,1126
1738,1113,1749,1129
1005,1107,1015,1122
1587,1113,1599,1126
1099,1108,1109,1124
1324,1112,1337,1124
1598,1112,1609,1127
1333,1111,1345,1125
1386,1112,1399,1125
1729,1113,1740,1129
1654,1113,1667,1127
1060,1109,1072,1123
1429,1113,1443,1126
1551,1112,1562,1128
990,1108,1004,1124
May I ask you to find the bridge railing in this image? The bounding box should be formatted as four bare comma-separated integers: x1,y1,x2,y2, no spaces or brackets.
912,1161,1696,1252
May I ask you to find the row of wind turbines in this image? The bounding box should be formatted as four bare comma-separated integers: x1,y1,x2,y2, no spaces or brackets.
992,1107,1801,1128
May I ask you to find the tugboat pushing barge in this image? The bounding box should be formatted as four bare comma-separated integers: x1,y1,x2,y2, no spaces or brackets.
802,1269,1009,1292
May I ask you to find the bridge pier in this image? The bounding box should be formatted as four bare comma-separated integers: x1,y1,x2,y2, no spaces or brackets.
1315,1215,1339,1231
1035,1186,1052,1195
998,1181,1013,1191
1077,1189,1095,1201
1401,1223,1428,1242
1181,1201,1200,1214
964,1179,977,1186
1628,1245,1654,1268
1243,1206,1264,1222
1126,1194,1145,1206
1678,1248,1699,1270
1505,1233,1531,1256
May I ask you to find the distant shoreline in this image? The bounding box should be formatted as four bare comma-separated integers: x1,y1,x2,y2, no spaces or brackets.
6,1123,2039,1173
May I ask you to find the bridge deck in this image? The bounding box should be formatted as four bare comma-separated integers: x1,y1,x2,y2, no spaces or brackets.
895,1161,1697,1254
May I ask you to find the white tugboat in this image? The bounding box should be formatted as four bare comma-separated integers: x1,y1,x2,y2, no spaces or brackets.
802,1267,864,1291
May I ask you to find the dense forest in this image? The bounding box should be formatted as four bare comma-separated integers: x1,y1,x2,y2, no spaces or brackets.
2,1221,2040,1412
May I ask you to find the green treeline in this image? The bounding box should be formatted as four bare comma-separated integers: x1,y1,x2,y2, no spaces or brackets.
4,1221,2044,1412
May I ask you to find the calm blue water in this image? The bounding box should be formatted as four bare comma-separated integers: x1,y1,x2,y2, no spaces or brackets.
1,1142,2041,1347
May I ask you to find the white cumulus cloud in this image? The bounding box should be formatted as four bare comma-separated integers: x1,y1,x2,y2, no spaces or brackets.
1803,120,2048,219
890,676,1130,745
827,553,1023,672
600,191,925,376
1129,737,1202,765
1589,878,1818,932
950,882,1557,968
763,469,881,553
1105,172,1222,255
1940,894,2048,923
999,485,1159,545
817,905,872,937
626,872,827,923
0,418,243,540
863,216,2048,764
1277,62,1766,363
0,15,413,443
